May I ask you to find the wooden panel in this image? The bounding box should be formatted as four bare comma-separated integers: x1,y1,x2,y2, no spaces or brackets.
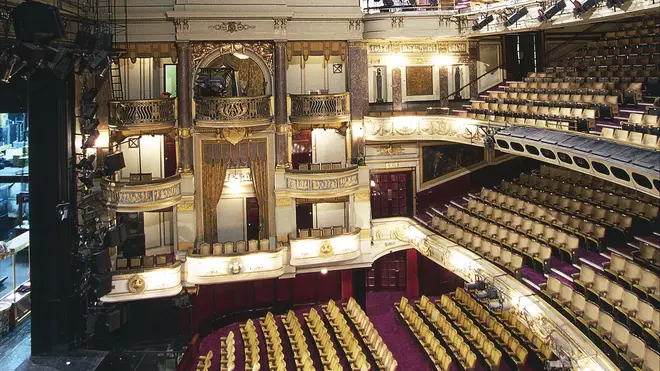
246,197,260,241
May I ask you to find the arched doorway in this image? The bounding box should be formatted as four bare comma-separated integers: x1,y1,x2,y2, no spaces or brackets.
194,47,273,97
367,250,407,292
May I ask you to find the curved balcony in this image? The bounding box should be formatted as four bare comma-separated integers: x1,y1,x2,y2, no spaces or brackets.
109,99,176,133
100,262,183,303
185,248,286,285
281,165,360,198
101,174,182,213
194,95,273,128
289,92,350,127
289,228,362,267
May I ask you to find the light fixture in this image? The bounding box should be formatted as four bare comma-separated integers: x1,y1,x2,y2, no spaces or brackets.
233,52,250,60
537,0,566,22
432,55,455,66
320,268,328,275
573,0,599,14
386,54,405,68
606,0,625,7
505,7,529,26
472,14,494,31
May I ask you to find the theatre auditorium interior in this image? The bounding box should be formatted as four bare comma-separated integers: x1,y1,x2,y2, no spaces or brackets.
1,0,660,370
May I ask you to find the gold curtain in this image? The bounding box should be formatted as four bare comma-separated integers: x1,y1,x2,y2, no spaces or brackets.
203,158,228,242
249,156,269,239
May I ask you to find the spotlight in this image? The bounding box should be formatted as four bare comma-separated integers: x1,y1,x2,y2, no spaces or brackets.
76,154,97,171
81,118,100,135
102,152,126,175
466,281,486,291
82,87,99,104
83,130,99,149
472,14,494,31
538,0,566,22
506,7,529,26
47,47,75,80
606,0,625,7
11,1,65,43
573,0,599,14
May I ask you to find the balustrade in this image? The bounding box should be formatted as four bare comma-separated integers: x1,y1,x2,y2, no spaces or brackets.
194,95,273,127
109,99,176,131
101,174,182,213
289,92,351,125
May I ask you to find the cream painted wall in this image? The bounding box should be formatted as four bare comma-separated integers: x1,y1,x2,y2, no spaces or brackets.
118,135,164,180
313,202,346,229
118,57,174,100
312,129,346,165
477,43,503,93
286,56,346,94
217,198,245,242
143,211,174,249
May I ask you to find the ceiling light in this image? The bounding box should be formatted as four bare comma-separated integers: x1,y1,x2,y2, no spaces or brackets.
321,268,328,275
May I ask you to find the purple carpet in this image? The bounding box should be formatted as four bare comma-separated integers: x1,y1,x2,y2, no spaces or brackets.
578,249,611,268
549,257,579,277
521,266,547,287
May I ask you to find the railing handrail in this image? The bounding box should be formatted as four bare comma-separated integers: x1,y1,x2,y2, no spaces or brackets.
102,173,182,187
194,94,271,101
445,62,503,100
289,227,361,242
110,98,175,105
289,92,350,98
286,164,359,174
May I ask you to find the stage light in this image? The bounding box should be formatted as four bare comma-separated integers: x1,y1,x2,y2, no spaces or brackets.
606,0,625,7
103,152,126,174
573,0,599,14
537,0,566,22
466,281,486,291
472,14,494,31
506,7,529,26
83,130,99,149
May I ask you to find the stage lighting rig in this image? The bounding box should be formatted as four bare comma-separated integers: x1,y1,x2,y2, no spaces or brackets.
472,14,494,31
606,0,626,8
538,0,566,22
506,7,529,26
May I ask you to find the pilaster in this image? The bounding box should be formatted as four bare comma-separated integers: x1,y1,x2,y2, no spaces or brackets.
347,41,369,120
468,40,480,99
176,41,193,173
274,40,290,168
391,67,403,111
439,66,449,106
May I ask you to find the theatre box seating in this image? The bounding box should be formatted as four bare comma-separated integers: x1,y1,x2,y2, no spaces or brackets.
197,239,272,255
298,226,348,238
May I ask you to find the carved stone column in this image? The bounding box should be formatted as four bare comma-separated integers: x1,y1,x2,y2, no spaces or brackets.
176,41,193,173
468,40,480,100
391,67,403,111
439,66,449,106
347,41,369,120
274,41,289,168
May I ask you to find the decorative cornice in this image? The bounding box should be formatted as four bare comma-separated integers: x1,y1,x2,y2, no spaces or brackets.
276,196,293,207
208,21,256,33
391,16,404,29
349,19,362,31
368,41,468,55
273,18,287,35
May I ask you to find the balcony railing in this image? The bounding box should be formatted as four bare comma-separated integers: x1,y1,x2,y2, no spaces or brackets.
109,99,176,131
194,95,273,128
101,174,182,213
289,92,351,126
100,261,183,303
289,228,362,266
282,165,360,198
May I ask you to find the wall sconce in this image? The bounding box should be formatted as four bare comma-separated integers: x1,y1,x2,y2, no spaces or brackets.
386,54,406,69
432,55,456,67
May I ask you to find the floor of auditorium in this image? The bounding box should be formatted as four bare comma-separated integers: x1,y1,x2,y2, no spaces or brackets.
199,290,510,371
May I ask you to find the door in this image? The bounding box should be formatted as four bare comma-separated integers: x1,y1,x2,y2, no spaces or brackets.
367,250,406,291
291,130,312,170
246,197,260,240
370,171,413,219
295,202,313,235
164,136,177,177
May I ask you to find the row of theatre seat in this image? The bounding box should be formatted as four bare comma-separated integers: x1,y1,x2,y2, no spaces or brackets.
322,300,371,370
621,113,660,134
465,101,597,131
219,331,236,371
261,313,286,370
304,308,343,371
343,298,397,370
523,70,657,84
460,112,579,132
541,271,659,371
239,319,261,370
486,91,619,116
197,239,271,256
298,226,348,239
282,311,315,370
600,128,660,150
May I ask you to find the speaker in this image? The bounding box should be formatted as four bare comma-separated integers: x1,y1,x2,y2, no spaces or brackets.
104,227,121,248
103,152,125,173
92,250,111,273
106,309,121,332
90,273,112,297
12,1,65,43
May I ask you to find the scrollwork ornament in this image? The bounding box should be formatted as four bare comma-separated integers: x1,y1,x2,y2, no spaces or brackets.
209,21,255,33
229,259,243,275
319,241,334,257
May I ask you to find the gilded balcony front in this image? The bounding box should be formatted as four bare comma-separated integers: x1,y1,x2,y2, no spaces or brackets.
279,165,361,198
100,262,183,303
289,228,362,267
101,174,182,213
194,95,273,128
109,98,177,132
289,92,350,127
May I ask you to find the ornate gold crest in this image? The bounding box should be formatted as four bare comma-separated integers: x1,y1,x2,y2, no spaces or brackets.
319,241,334,257
222,127,247,145
128,274,146,294
229,259,243,275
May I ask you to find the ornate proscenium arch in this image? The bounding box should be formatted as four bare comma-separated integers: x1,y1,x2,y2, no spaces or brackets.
191,41,274,95
370,217,617,371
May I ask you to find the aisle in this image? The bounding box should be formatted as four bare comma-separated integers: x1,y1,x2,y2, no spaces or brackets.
365,291,431,370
